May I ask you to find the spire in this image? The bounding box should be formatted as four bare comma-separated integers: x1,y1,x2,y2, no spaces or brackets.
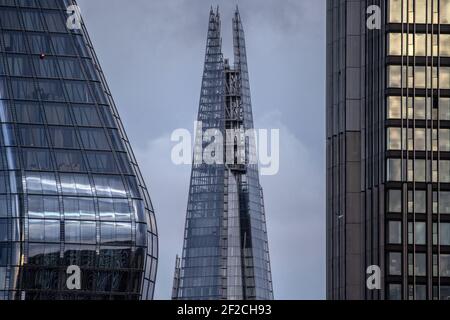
216,5,220,18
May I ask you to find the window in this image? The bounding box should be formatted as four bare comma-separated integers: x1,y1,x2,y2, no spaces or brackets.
63,197,95,220
26,172,57,195
65,221,81,243
409,253,427,276
387,127,403,150
388,190,402,213
441,223,450,245
72,105,102,127
441,255,450,277
408,190,426,214
388,65,402,88
441,0,450,24
409,285,427,300
388,221,402,244
387,96,403,119
15,102,44,124
29,219,60,243
19,125,48,147
408,222,426,245
22,148,53,171
440,192,450,214
100,222,115,244
441,98,450,120
60,173,93,196
43,103,73,125
28,196,59,219
441,34,450,57
440,161,450,183
80,128,109,150
49,127,79,149
86,151,117,173
388,0,403,23
93,175,126,198
388,159,402,181
389,252,402,276
54,150,85,172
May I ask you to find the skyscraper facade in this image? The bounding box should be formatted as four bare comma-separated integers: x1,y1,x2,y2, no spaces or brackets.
172,8,273,300
0,0,157,300
327,0,450,299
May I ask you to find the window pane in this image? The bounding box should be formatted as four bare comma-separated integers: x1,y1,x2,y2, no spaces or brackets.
388,221,402,244
388,159,402,181
389,252,402,276
441,223,450,246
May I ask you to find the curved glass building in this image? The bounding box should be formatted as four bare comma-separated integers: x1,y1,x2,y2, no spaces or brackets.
0,0,157,300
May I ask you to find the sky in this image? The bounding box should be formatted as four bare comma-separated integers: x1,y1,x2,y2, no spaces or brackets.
76,0,326,300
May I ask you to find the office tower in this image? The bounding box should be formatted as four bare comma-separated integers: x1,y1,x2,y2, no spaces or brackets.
0,0,157,300
327,0,450,300
172,7,273,300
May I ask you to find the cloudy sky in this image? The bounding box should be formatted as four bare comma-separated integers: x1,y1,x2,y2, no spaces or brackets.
76,0,326,300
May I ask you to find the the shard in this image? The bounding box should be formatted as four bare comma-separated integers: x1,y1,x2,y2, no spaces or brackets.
172,7,273,300
0,0,157,300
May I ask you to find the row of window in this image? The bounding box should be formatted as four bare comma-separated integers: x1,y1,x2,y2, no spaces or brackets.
387,96,450,120
388,251,450,277
387,127,450,151
26,195,142,222
388,33,450,57
387,158,450,182
1,31,89,57
388,66,450,89
0,7,73,33
388,220,450,245
0,147,132,174
388,189,450,214
1,54,98,81
389,0,450,24
0,171,140,198
388,283,450,300
1,77,106,104
0,101,116,128
2,125,123,151
0,1,70,9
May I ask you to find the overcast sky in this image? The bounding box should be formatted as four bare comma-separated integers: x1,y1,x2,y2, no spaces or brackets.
76,0,326,300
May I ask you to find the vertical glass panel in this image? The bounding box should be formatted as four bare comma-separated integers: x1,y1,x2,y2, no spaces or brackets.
441,223,450,245
441,34,450,57
387,158,402,181
388,189,402,212
389,252,402,275
440,192,450,214
388,66,402,88
441,255,450,277
440,161,450,183
388,221,402,244
387,96,403,119
389,0,403,23
441,0,450,24
388,33,402,55
387,127,403,150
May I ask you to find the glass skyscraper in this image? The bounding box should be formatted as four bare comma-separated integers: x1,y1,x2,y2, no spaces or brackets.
327,0,450,299
0,0,157,300
172,7,273,301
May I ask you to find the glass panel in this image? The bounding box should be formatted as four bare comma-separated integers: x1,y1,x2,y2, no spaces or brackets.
389,252,402,276
388,221,402,244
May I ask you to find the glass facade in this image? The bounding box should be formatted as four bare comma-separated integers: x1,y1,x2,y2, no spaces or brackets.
172,8,273,300
0,0,157,300
327,0,450,300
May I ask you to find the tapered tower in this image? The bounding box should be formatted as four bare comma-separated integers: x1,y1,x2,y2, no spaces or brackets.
172,7,273,300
